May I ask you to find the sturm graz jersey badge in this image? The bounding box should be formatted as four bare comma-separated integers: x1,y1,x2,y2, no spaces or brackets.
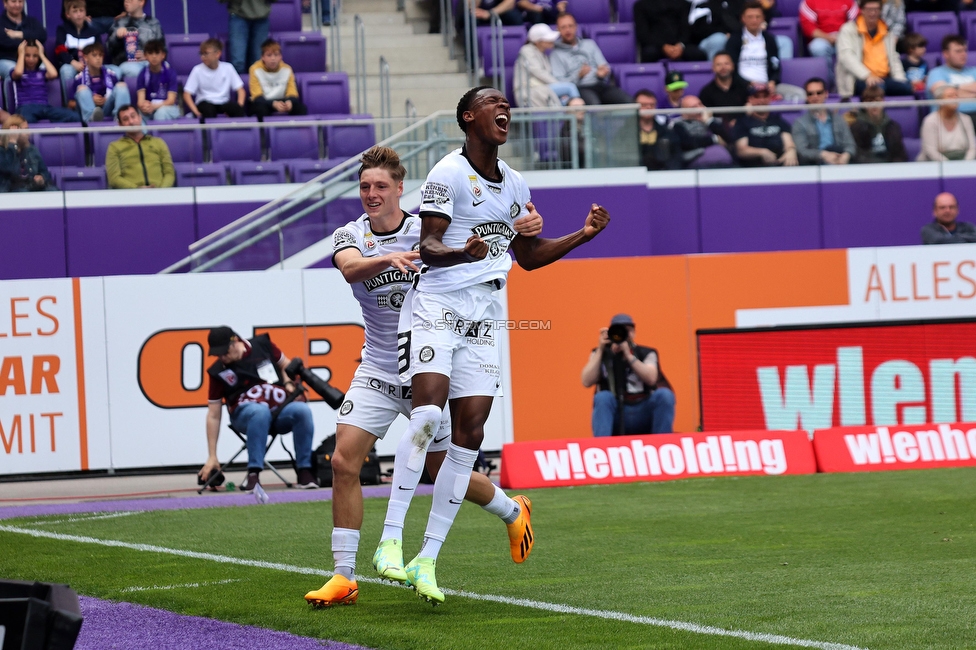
472,221,517,259
419,346,435,363
339,400,354,415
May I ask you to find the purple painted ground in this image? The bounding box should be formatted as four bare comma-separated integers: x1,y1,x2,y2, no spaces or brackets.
77,596,370,650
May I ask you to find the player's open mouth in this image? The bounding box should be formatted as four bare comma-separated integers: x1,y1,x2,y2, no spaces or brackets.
495,114,509,132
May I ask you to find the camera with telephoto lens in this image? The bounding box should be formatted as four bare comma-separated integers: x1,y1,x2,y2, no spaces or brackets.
284,358,345,410
608,323,629,344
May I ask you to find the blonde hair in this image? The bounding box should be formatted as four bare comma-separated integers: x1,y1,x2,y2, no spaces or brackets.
358,146,406,182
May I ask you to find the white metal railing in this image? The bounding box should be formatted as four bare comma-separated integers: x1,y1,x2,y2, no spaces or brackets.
353,15,367,113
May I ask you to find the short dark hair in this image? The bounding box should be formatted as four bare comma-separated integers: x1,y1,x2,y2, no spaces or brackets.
201,38,223,54
359,145,406,182
712,50,732,61
741,0,764,14
860,85,885,102
82,41,105,56
261,38,281,54
804,77,827,91
556,11,576,23
144,39,166,55
634,88,657,101
858,0,881,8
902,32,928,51
942,35,967,52
115,104,137,122
456,85,494,133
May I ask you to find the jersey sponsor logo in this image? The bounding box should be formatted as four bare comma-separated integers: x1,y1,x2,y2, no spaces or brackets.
472,221,516,259
339,399,354,415
433,434,450,444
419,345,435,363
421,181,450,205
333,228,356,249
486,183,502,194
510,202,520,219
440,309,494,343
363,269,414,292
218,369,238,386
378,236,397,245
472,199,486,207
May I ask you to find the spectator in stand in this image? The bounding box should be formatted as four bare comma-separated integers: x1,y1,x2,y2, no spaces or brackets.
551,13,633,105
634,0,707,62
849,85,907,163
248,39,308,118
799,0,858,72
68,41,130,123
54,0,99,96
687,0,740,62
671,95,731,167
927,36,976,120
791,77,855,164
514,24,581,107
732,82,798,165
458,0,524,28
517,0,567,25
880,0,904,44
664,70,687,115
136,39,179,121
836,0,911,99
183,39,246,119
700,51,751,129
901,32,928,94
12,40,77,123
0,0,47,80
85,0,124,36
106,0,163,80
635,89,677,169
220,0,273,74
106,103,175,188
0,115,55,191
726,1,783,96
921,192,976,244
917,86,976,161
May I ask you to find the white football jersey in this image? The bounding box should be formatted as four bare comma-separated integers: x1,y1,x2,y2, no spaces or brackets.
416,147,530,293
332,212,420,381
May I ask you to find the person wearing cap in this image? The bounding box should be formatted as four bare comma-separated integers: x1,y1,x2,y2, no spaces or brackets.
731,82,798,166
791,77,855,164
664,70,688,115
514,23,582,107
550,12,633,105
581,314,676,436
199,326,319,492
633,0,707,63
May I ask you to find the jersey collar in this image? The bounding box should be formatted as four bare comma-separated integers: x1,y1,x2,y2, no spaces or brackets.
366,210,411,236
460,145,504,184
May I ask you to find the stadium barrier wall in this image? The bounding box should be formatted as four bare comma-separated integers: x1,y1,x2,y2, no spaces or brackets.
812,421,976,473
499,430,817,489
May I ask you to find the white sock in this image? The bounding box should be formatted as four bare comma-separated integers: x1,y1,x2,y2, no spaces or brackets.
481,483,519,525
381,404,443,542
418,443,479,561
332,527,360,579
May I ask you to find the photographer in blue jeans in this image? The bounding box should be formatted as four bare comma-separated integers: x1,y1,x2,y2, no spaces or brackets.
581,314,676,436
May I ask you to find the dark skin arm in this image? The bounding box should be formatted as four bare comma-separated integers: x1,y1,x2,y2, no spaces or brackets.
510,201,610,271
418,208,544,267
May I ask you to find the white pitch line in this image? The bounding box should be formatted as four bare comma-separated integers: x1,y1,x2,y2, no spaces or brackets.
30,511,142,526
121,579,241,593
0,524,866,650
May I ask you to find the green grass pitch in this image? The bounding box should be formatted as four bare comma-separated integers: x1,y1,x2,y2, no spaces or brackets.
2,468,976,649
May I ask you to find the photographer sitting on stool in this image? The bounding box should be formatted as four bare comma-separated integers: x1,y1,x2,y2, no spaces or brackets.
198,326,319,491
581,314,676,436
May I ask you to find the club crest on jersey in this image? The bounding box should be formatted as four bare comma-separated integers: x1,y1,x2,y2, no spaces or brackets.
419,346,435,363
378,290,406,311
339,400,354,416
468,175,482,198
510,202,520,219
218,369,238,386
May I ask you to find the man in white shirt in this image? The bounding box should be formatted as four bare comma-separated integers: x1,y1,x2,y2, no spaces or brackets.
182,38,245,119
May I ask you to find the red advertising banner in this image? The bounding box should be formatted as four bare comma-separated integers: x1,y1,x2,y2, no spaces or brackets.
698,319,976,433
499,430,816,490
813,421,976,473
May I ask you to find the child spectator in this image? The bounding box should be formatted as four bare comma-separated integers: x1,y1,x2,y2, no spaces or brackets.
54,0,99,95
136,39,179,120
83,0,124,36
11,40,77,123
106,0,163,80
901,32,928,94
248,39,307,117
0,0,48,80
183,38,245,119
68,41,131,123
0,114,56,191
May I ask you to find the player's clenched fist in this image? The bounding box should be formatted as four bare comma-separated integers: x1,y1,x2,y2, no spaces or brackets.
463,235,489,261
514,201,544,237
583,203,610,239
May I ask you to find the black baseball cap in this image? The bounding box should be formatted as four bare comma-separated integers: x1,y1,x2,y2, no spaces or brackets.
208,326,240,356
665,71,688,92
610,314,635,327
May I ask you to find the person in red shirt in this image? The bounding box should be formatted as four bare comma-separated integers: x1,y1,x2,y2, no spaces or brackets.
198,326,318,492
800,0,858,76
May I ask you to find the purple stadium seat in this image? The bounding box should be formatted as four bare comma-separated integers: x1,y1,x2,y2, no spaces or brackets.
276,32,327,73
477,26,527,77
769,17,801,58
963,12,976,49
151,121,205,164
325,115,376,159
924,52,942,70
265,115,321,160
125,76,138,103
298,72,350,114
175,162,228,186
4,77,66,111
207,117,262,162
55,166,107,191
568,0,612,25
32,123,87,168
614,63,667,105
270,0,303,32
686,145,734,168
152,2,186,35
969,51,976,67
884,99,921,139
167,34,210,77
92,131,117,167
780,57,830,88
777,0,803,17
904,138,922,160
587,23,636,65
907,13,960,53
228,161,288,184
287,159,342,183
188,0,228,34
666,61,713,97
616,0,639,24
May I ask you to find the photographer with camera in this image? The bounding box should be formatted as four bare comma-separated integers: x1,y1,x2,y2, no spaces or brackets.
581,314,675,436
198,326,319,492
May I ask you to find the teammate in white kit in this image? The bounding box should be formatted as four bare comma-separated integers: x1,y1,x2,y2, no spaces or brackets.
397,87,610,604
304,146,542,608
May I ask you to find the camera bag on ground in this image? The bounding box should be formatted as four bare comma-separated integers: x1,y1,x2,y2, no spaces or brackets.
312,434,381,487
